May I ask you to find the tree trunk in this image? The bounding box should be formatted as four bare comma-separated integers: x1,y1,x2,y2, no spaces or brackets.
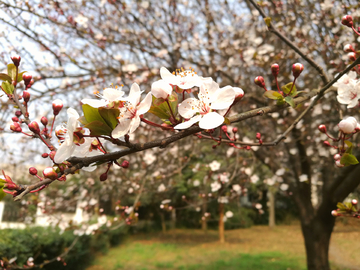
219,202,225,243
170,208,176,230
268,190,275,228
301,215,335,270
160,212,166,233
201,196,208,231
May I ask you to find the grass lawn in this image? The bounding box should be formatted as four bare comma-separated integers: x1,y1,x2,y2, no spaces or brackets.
87,221,360,270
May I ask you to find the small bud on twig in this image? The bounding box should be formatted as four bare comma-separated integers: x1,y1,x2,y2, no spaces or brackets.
41,116,48,126
254,76,266,89
11,55,21,67
52,99,63,116
23,91,30,103
341,15,353,28
318,125,327,133
271,63,279,77
29,167,38,175
292,63,304,78
100,173,108,181
42,167,58,180
10,122,22,132
121,160,130,169
28,121,40,134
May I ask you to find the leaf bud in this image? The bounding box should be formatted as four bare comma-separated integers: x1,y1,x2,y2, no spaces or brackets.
52,99,63,116
12,117,19,122
344,44,355,53
254,76,266,88
318,125,327,133
10,122,22,132
121,160,130,169
28,121,40,134
23,91,30,103
15,110,22,117
41,116,48,126
352,199,358,205
42,167,58,180
341,15,353,27
42,153,49,158
348,52,356,61
22,73,32,86
331,210,339,217
271,63,279,77
292,63,304,78
29,167,38,175
100,173,108,181
10,55,21,67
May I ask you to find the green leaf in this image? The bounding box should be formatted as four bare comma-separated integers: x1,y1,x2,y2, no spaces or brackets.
82,104,108,125
0,73,12,83
168,92,178,115
281,82,297,96
263,90,283,100
1,81,14,95
337,202,347,210
340,153,359,166
98,108,120,129
284,96,296,108
7,63,17,81
0,187,6,201
84,120,113,136
78,116,89,126
344,140,353,154
264,17,272,27
149,95,174,120
17,71,27,83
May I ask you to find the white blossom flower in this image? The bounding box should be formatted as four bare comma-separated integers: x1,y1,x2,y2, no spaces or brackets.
209,160,221,171
211,181,221,192
218,196,229,204
232,184,241,194
339,116,359,134
112,83,152,138
299,174,308,182
334,71,360,108
98,215,107,225
174,80,236,130
255,203,262,209
225,211,234,218
74,14,88,27
161,199,171,205
158,183,166,192
125,206,134,215
81,87,125,108
280,183,289,191
219,173,229,183
250,175,259,184
193,180,200,187
151,79,173,99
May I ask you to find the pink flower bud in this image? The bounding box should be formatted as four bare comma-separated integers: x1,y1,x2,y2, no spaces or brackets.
348,52,356,61
335,160,344,168
23,91,30,103
344,44,355,53
341,15,353,27
10,122,22,132
318,125,327,133
42,153,49,158
254,76,266,88
28,121,40,134
29,167,38,175
42,167,58,180
11,55,21,67
232,127,238,133
256,133,261,140
333,154,341,161
292,63,304,78
121,160,130,169
352,199,358,205
331,210,338,216
52,99,63,116
15,110,22,117
12,117,19,122
49,151,56,161
271,63,279,77
323,141,331,147
339,117,358,134
234,87,244,102
23,73,32,86
100,173,108,181
221,125,228,133
41,116,48,126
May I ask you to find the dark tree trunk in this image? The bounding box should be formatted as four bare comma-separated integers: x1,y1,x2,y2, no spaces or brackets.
301,214,335,270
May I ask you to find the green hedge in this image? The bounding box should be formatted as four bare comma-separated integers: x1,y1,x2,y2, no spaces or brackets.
0,225,128,270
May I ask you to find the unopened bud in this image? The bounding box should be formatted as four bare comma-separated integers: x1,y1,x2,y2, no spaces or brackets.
271,63,279,77
341,15,353,27
28,121,40,134
10,122,22,132
212,145,217,149
121,160,130,169
256,133,261,140
352,199,358,205
335,160,344,168
15,110,22,117
318,125,327,133
11,55,21,67
29,167,38,175
254,76,266,88
42,153,49,158
234,87,244,102
22,91,30,103
22,73,32,86
331,210,339,217
49,151,56,161
292,63,304,78
333,154,341,161
344,44,355,53
52,99,63,116
232,127,238,133
348,52,356,61
221,125,228,133
100,173,108,181
42,167,58,180
12,117,19,122
323,141,331,147
41,116,48,126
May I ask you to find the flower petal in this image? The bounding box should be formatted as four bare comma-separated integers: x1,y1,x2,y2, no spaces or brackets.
160,67,175,81
137,92,152,115
103,88,125,102
210,86,235,110
129,116,141,134
54,140,75,163
127,83,141,105
178,98,200,118
151,80,172,99
81,98,108,108
112,119,131,138
174,115,202,129
199,112,224,129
